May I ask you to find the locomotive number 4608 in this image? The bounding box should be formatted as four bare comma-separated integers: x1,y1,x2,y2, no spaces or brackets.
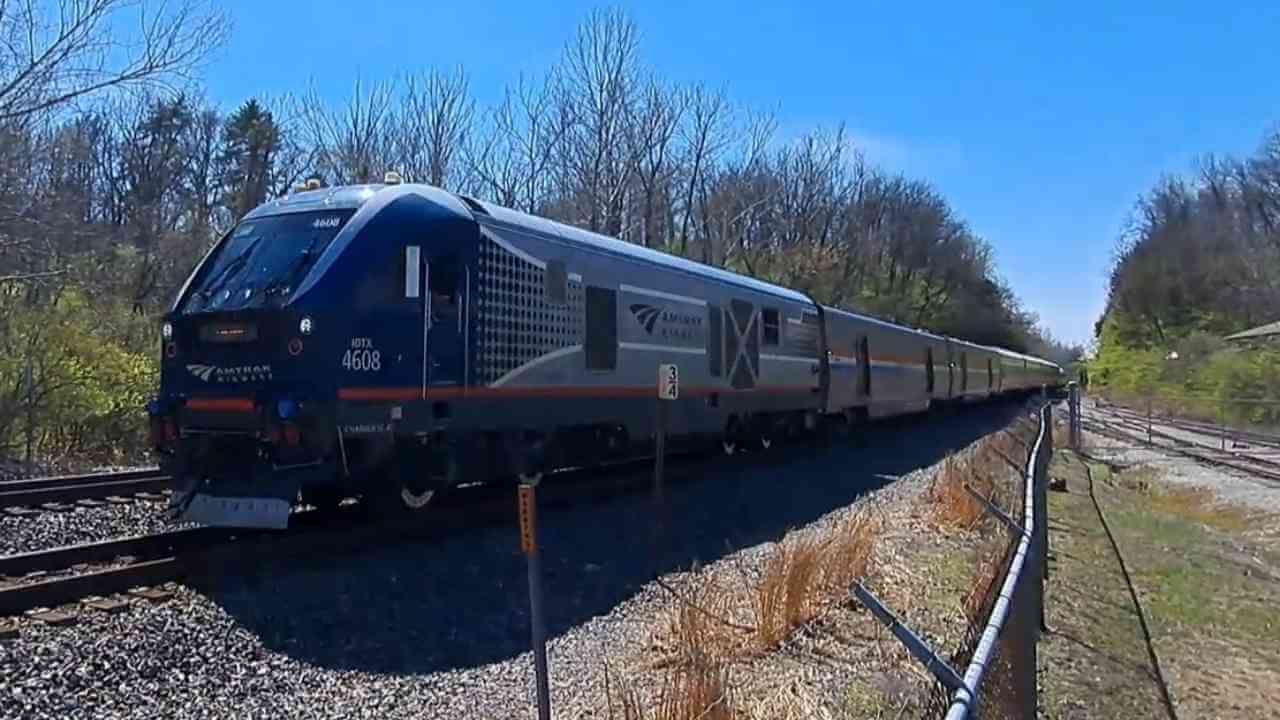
342,348,381,371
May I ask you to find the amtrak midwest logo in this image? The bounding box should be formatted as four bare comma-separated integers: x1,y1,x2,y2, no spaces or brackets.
186,363,273,383
628,304,703,340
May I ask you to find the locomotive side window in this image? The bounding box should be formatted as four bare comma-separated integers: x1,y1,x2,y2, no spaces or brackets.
707,304,722,376
546,260,567,304
585,286,617,371
404,246,421,298
925,348,935,393
859,336,871,397
762,308,780,346
429,258,460,325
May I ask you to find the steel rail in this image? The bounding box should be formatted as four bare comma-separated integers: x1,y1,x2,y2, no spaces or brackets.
0,445,740,617
1082,418,1280,486
1102,405,1280,451
1092,410,1280,478
0,469,169,508
0,468,163,491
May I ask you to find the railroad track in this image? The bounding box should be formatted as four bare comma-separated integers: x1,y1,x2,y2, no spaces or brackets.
0,400,1036,627
1081,408,1280,486
0,468,168,514
0,444,738,622
1093,404,1280,468
1095,400,1280,450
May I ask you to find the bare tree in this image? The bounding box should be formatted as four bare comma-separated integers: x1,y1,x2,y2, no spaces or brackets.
628,78,683,247
675,84,730,259
297,78,396,184
0,0,228,122
467,72,570,213
555,7,641,233
392,67,474,188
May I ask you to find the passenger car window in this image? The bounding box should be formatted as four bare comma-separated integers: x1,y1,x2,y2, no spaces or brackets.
762,308,780,346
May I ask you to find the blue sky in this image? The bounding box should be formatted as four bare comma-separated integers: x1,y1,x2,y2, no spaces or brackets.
200,1,1280,346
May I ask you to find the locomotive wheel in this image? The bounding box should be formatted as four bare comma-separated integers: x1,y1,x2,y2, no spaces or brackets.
368,454,456,518
302,486,346,511
755,421,773,450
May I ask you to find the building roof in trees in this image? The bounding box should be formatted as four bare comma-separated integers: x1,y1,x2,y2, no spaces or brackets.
1225,321,1280,342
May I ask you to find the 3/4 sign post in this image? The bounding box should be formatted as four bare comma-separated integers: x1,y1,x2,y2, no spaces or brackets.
652,364,678,572
659,363,679,400
654,364,678,497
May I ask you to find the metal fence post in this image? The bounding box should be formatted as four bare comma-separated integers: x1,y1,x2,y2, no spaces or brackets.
1152,392,1162,443
1218,402,1227,451
518,482,552,720
1067,382,1080,450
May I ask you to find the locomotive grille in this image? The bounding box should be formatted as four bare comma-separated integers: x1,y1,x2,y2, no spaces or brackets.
476,233,584,385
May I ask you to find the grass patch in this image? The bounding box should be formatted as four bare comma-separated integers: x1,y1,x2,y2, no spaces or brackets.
1041,450,1280,719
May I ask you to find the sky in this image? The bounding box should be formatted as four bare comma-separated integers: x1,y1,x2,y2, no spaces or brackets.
198,1,1280,347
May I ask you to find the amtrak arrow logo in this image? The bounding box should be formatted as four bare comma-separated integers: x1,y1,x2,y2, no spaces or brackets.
629,304,661,334
186,364,216,381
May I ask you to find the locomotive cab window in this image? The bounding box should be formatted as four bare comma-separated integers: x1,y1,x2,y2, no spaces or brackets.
585,286,617,371
428,258,461,323
762,308,780,346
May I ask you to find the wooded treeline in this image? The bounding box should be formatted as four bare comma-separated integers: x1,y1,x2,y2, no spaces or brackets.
1093,128,1280,421
0,3,1068,468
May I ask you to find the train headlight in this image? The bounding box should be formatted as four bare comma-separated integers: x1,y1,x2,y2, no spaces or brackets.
276,398,299,420
299,316,313,335
161,322,174,340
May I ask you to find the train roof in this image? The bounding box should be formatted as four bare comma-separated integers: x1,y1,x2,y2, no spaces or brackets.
821,305,948,341
463,195,814,305
247,182,814,306
245,182,1062,371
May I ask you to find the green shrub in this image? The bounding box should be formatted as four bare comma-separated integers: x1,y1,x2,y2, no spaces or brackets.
0,289,158,467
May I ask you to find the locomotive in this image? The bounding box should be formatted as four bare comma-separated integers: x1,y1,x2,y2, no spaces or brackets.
147,175,1062,529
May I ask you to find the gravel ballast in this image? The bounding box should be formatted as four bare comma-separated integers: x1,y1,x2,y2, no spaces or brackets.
0,500,183,557
0,404,1029,720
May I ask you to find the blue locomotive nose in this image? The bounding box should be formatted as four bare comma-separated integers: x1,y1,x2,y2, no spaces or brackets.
162,309,324,395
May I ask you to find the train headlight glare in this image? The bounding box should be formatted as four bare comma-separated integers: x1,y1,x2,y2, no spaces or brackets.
299,316,313,335
161,322,173,340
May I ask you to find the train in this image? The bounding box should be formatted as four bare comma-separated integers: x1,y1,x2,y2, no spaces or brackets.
146,175,1064,529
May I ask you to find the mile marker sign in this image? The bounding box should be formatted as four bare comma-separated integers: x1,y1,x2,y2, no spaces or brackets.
658,364,679,400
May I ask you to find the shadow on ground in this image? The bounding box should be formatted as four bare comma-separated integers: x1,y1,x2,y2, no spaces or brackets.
210,401,1030,675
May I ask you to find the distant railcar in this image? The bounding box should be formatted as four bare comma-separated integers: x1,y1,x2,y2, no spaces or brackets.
146,180,1064,529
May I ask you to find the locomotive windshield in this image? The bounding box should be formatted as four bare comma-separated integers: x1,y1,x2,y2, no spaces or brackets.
181,210,355,314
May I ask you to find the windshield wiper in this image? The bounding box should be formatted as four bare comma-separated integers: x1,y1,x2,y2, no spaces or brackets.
198,237,261,305
264,235,323,299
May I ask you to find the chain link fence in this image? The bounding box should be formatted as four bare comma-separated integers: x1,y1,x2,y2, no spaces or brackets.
919,401,1052,719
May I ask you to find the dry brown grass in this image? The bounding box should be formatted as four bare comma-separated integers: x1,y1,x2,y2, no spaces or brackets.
929,454,986,529
752,508,880,652
604,659,736,720
1106,464,1263,533
929,425,1033,531
658,573,745,666
656,507,880,670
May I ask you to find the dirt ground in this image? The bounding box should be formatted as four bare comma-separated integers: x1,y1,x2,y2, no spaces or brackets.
1041,449,1280,720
